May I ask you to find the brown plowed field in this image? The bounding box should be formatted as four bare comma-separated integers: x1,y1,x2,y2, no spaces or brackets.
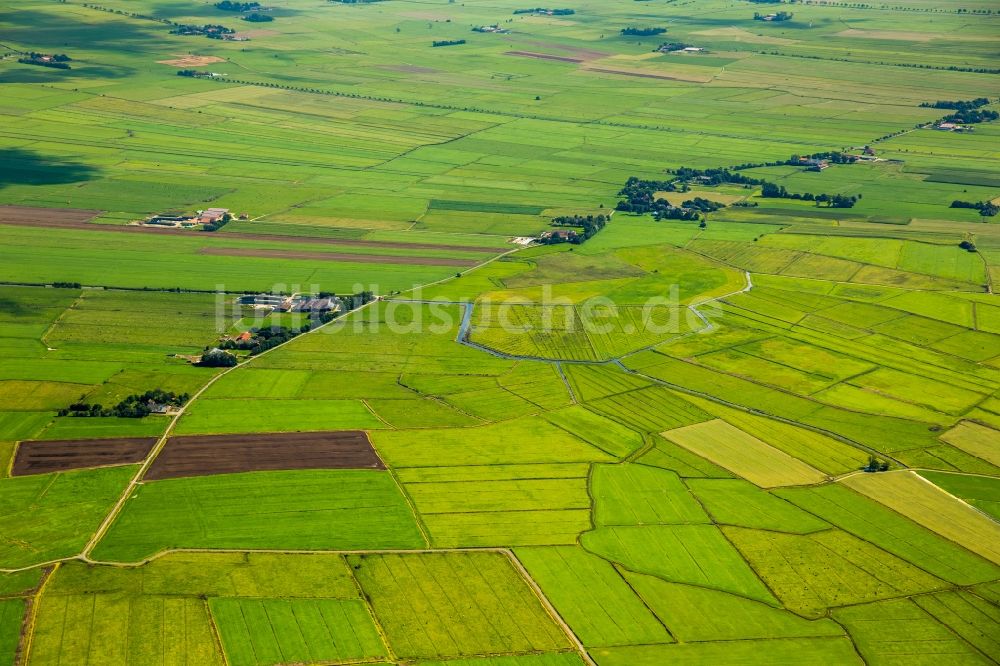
585,67,688,81
0,205,102,226
0,205,502,253
199,247,480,267
144,430,384,480
11,438,157,476
505,51,583,63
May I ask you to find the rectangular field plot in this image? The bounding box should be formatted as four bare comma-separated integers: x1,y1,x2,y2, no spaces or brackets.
516,546,672,648
417,655,584,666
834,598,993,666
593,637,862,666
175,398,384,435
372,417,614,468
0,465,135,569
91,470,425,562
544,406,644,458
777,484,999,585
921,471,1000,521
422,509,592,548
403,468,591,547
661,420,828,488
682,397,869,475
588,387,712,434
723,527,946,618
210,598,387,666
591,464,708,526
49,552,361,600
348,552,571,660
581,525,776,604
30,592,223,665
0,598,25,666
913,590,1000,659
687,479,829,534
841,471,1000,565
623,571,844,643
940,421,1000,467
144,430,383,480
11,437,155,476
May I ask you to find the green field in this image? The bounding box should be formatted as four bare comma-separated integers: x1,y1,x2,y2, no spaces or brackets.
2,0,999,662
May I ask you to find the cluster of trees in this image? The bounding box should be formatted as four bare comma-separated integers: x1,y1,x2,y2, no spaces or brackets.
943,109,998,125
863,456,889,473
242,12,273,21
959,240,978,252
513,7,574,14
754,11,793,19
19,53,72,69
177,69,211,78
682,197,724,213
551,214,608,242
761,182,860,207
59,390,189,418
621,27,667,36
223,325,309,355
215,0,260,9
672,167,763,187
656,42,691,52
171,24,235,36
337,290,376,313
951,200,999,217
615,178,711,220
792,151,858,164
199,348,238,367
921,98,990,111
52,281,82,288
922,98,998,124
432,39,466,47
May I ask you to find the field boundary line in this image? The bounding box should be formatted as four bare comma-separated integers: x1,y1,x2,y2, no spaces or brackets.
202,597,231,666
39,290,85,350
504,549,596,666
16,563,56,666
384,463,432,549
343,558,398,664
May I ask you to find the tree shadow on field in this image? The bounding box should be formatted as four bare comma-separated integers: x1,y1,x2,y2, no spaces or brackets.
2,9,173,50
0,149,99,189
0,297,31,316
0,63,136,84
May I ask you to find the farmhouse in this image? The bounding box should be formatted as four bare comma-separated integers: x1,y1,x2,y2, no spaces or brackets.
473,24,510,33
197,207,230,224
541,229,579,242
799,157,830,171
239,293,290,308
290,296,340,313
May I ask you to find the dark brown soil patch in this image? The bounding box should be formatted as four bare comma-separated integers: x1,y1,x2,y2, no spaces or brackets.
0,205,502,253
144,430,384,480
0,205,102,227
511,39,607,61
505,51,583,63
586,67,685,81
199,247,479,267
11,438,157,476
